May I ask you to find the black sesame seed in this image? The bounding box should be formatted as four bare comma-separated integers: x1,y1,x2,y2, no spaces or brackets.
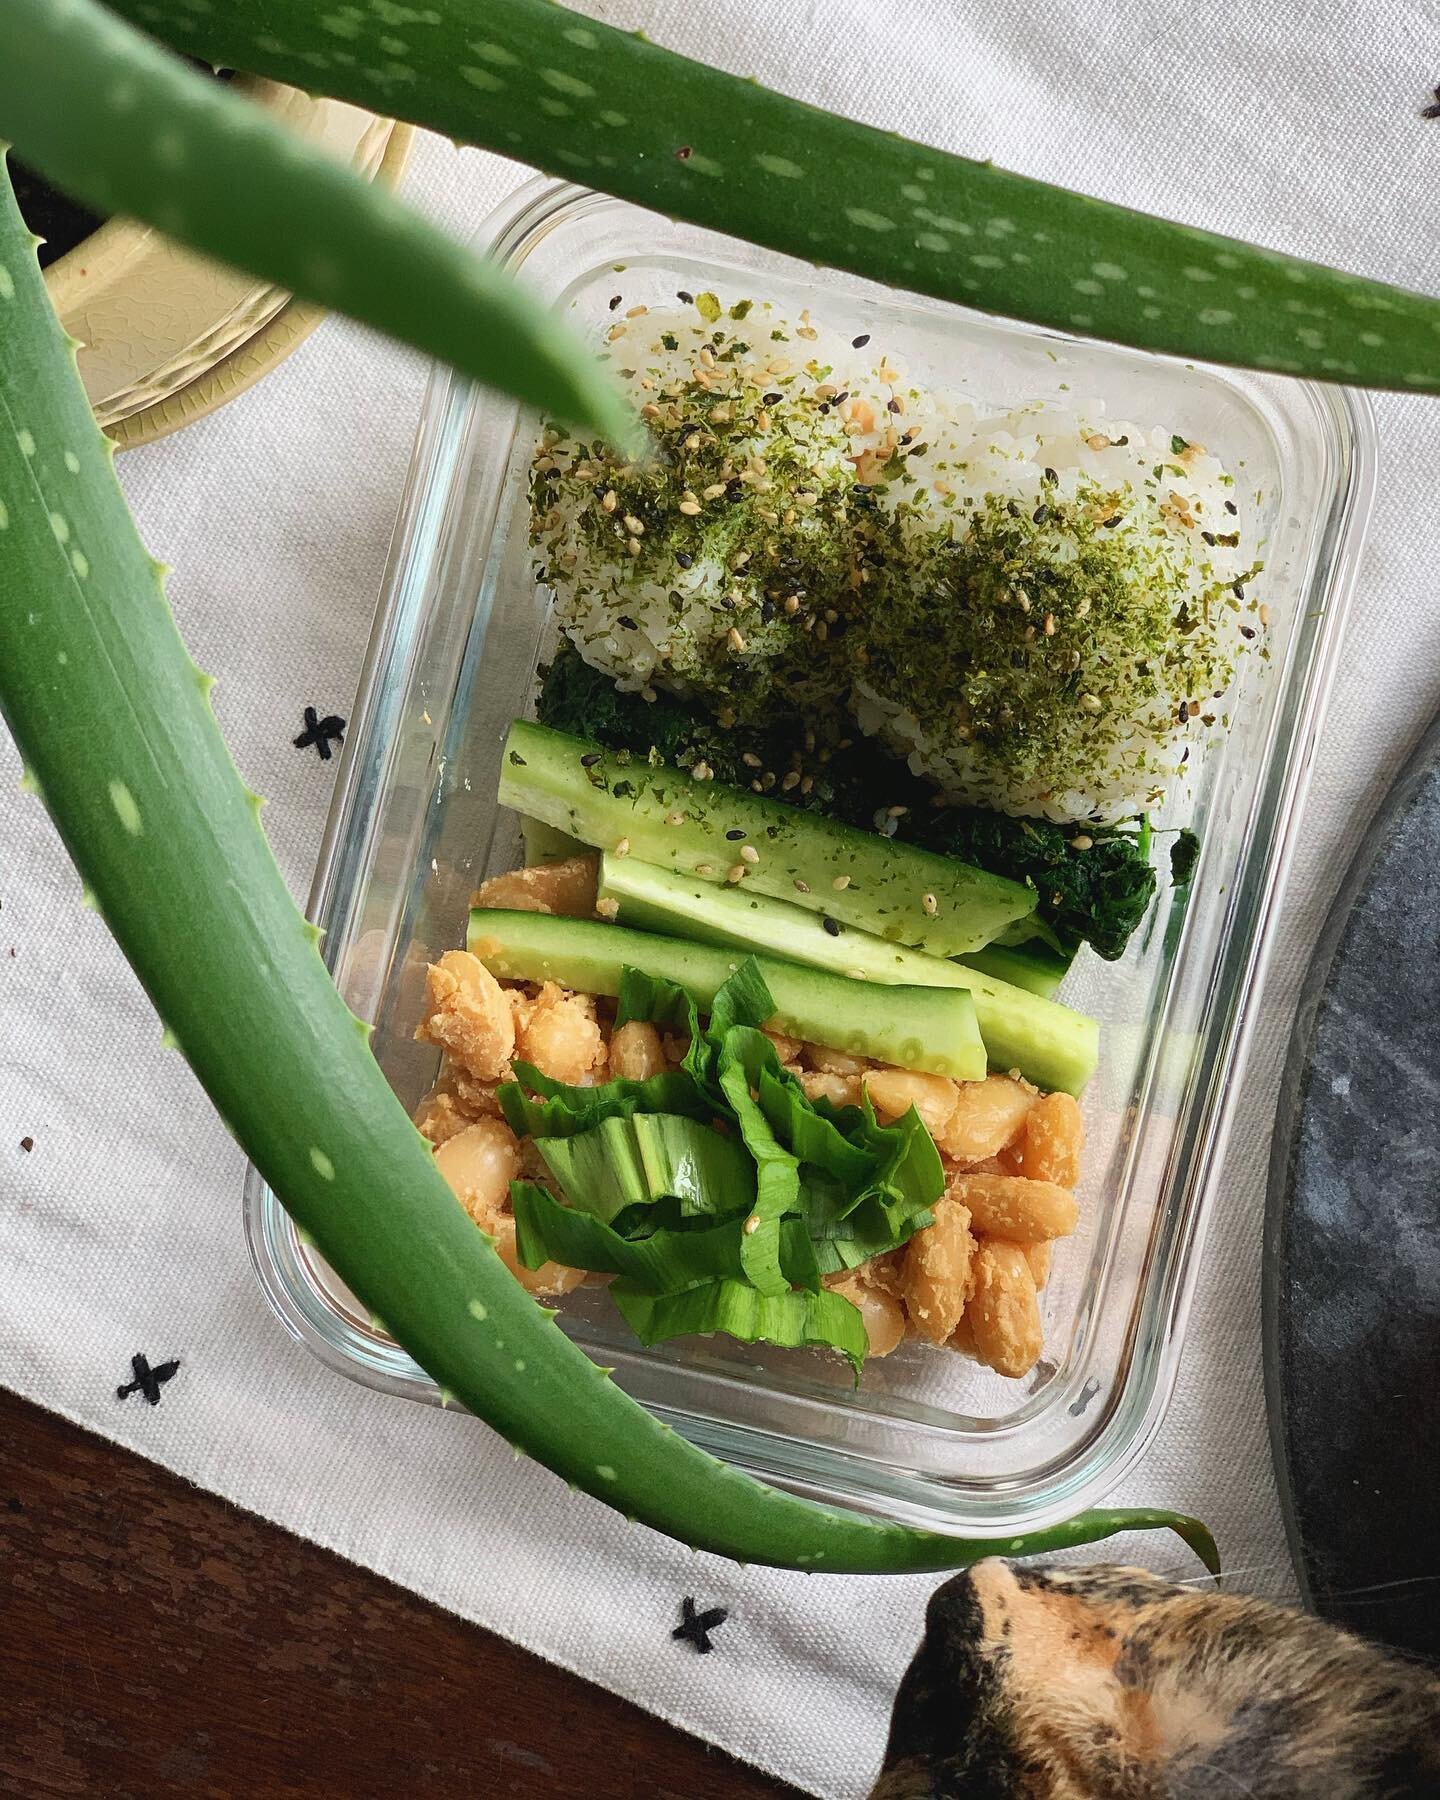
1201,530,1216,546
1043,466,1058,484
887,397,902,414
760,599,777,623
1033,505,1051,524
822,915,841,936
1007,500,1022,518
831,392,849,405
1232,581,1245,599
1224,499,1238,514
676,551,694,568
617,615,638,630
725,828,747,841
580,752,602,767
1102,514,1123,528
1115,435,1130,446
1240,625,1256,639
608,294,622,311
851,334,870,348
676,290,694,304
763,391,783,405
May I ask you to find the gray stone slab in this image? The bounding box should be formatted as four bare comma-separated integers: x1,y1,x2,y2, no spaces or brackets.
1265,712,1440,1655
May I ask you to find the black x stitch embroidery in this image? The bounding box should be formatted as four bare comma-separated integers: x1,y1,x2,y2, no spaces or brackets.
672,1595,729,1653
293,706,346,761
116,1353,181,1406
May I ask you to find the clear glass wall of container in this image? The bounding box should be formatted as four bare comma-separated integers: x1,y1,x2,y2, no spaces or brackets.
245,180,1374,1538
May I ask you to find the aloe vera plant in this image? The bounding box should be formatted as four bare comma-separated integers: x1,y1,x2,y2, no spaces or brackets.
1,0,637,449
74,0,1439,392
0,164,1217,1575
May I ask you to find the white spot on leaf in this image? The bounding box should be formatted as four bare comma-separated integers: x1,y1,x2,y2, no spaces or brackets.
310,1147,336,1179
845,207,896,232
108,780,143,836
467,38,519,66
541,68,596,97
754,153,803,179
468,1299,488,1321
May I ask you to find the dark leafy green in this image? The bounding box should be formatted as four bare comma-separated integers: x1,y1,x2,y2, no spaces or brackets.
536,642,1159,959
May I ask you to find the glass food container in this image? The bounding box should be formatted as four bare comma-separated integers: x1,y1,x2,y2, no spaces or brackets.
244,178,1375,1537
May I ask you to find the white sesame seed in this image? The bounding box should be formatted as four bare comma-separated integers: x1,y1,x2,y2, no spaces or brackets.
832,875,851,891
740,845,759,864
727,864,747,883
614,838,631,857
922,892,938,915
695,862,716,876
678,499,702,516
742,1214,761,1235
793,878,810,894
1070,834,1094,851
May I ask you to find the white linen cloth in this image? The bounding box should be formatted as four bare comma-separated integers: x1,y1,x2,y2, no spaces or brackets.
3,4,1438,1793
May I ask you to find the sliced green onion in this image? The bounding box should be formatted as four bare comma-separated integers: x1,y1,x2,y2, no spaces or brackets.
611,1279,869,1378
535,1113,756,1224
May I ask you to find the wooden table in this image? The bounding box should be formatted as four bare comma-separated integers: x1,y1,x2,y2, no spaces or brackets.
0,1388,808,1798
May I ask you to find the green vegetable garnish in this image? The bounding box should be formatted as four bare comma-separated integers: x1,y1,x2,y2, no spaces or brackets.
612,1280,871,1380
502,960,939,1354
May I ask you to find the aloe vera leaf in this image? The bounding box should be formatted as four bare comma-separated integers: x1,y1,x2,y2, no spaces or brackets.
0,171,1218,1576
107,0,1438,392
0,0,637,450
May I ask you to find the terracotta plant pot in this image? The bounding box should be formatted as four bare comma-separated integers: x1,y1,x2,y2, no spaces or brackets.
38,76,413,449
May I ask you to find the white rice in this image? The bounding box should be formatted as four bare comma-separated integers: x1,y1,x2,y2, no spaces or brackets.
533,304,1263,824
